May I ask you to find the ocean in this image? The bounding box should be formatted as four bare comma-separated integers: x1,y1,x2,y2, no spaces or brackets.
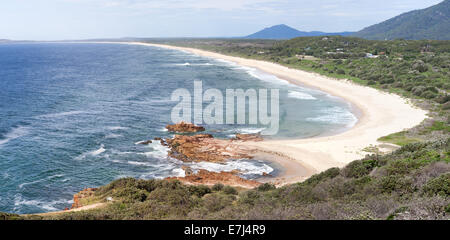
0,42,357,214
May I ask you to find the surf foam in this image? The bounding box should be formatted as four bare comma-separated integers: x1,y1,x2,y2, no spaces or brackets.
307,106,358,127
187,160,274,177
288,90,317,100
0,126,29,146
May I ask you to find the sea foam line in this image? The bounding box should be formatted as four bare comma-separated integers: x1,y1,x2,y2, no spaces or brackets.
287,90,317,100
186,160,274,178
0,126,30,146
14,194,72,212
75,144,106,160
36,111,87,119
306,106,358,127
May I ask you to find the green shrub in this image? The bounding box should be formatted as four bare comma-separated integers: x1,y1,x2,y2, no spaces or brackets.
238,190,260,205
113,188,149,202
421,91,437,99
379,175,415,194
412,86,426,96
423,173,450,196
223,186,238,195
428,121,450,133
443,102,450,110
202,194,235,212
257,183,276,191
303,167,340,186
188,185,211,197
212,183,224,191
343,159,379,178
337,69,345,74
385,159,423,175
436,94,450,104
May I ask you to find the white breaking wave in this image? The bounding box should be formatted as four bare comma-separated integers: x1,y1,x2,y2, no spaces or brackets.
105,133,122,139
139,141,169,159
212,58,292,86
226,127,266,135
0,126,30,146
75,144,106,160
171,168,186,177
18,179,45,189
112,151,135,155
18,174,65,189
14,194,72,212
213,58,236,65
306,106,358,127
174,62,191,66
288,90,317,100
174,62,213,66
187,160,274,177
36,111,87,118
91,144,106,156
127,161,152,166
238,128,266,134
106,126,128,131
240,66,292,86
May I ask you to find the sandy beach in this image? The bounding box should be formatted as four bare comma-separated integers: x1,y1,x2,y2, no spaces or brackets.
109,41,428,185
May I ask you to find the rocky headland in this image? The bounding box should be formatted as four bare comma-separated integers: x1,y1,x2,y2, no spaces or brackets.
165,121,205,133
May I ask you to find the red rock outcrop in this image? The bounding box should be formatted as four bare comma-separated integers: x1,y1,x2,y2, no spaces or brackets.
233,133,263,141
136,140,152,145
70,188,98,209
166,169,261,188
166,121,205,133
166,134,252,163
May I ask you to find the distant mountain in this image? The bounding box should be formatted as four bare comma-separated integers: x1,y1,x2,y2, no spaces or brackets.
353,0,450,40
244,24,354,39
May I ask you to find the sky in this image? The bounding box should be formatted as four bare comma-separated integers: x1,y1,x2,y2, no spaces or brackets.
0,0,443,40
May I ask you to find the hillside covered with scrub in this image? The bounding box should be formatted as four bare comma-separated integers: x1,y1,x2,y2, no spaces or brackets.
2,36,449,220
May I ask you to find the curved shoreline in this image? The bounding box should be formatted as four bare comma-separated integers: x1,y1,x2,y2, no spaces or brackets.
95,41,428,185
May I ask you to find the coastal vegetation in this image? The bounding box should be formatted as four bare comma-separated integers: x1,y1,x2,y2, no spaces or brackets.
2,36,449,220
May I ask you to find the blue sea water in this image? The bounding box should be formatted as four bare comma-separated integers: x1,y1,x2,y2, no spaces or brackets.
0,43,357,214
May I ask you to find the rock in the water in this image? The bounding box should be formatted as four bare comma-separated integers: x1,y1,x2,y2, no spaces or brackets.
166,121,205,133
135,140,153,145
166,169,261,188
166,134,252,163
181,166,194,176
